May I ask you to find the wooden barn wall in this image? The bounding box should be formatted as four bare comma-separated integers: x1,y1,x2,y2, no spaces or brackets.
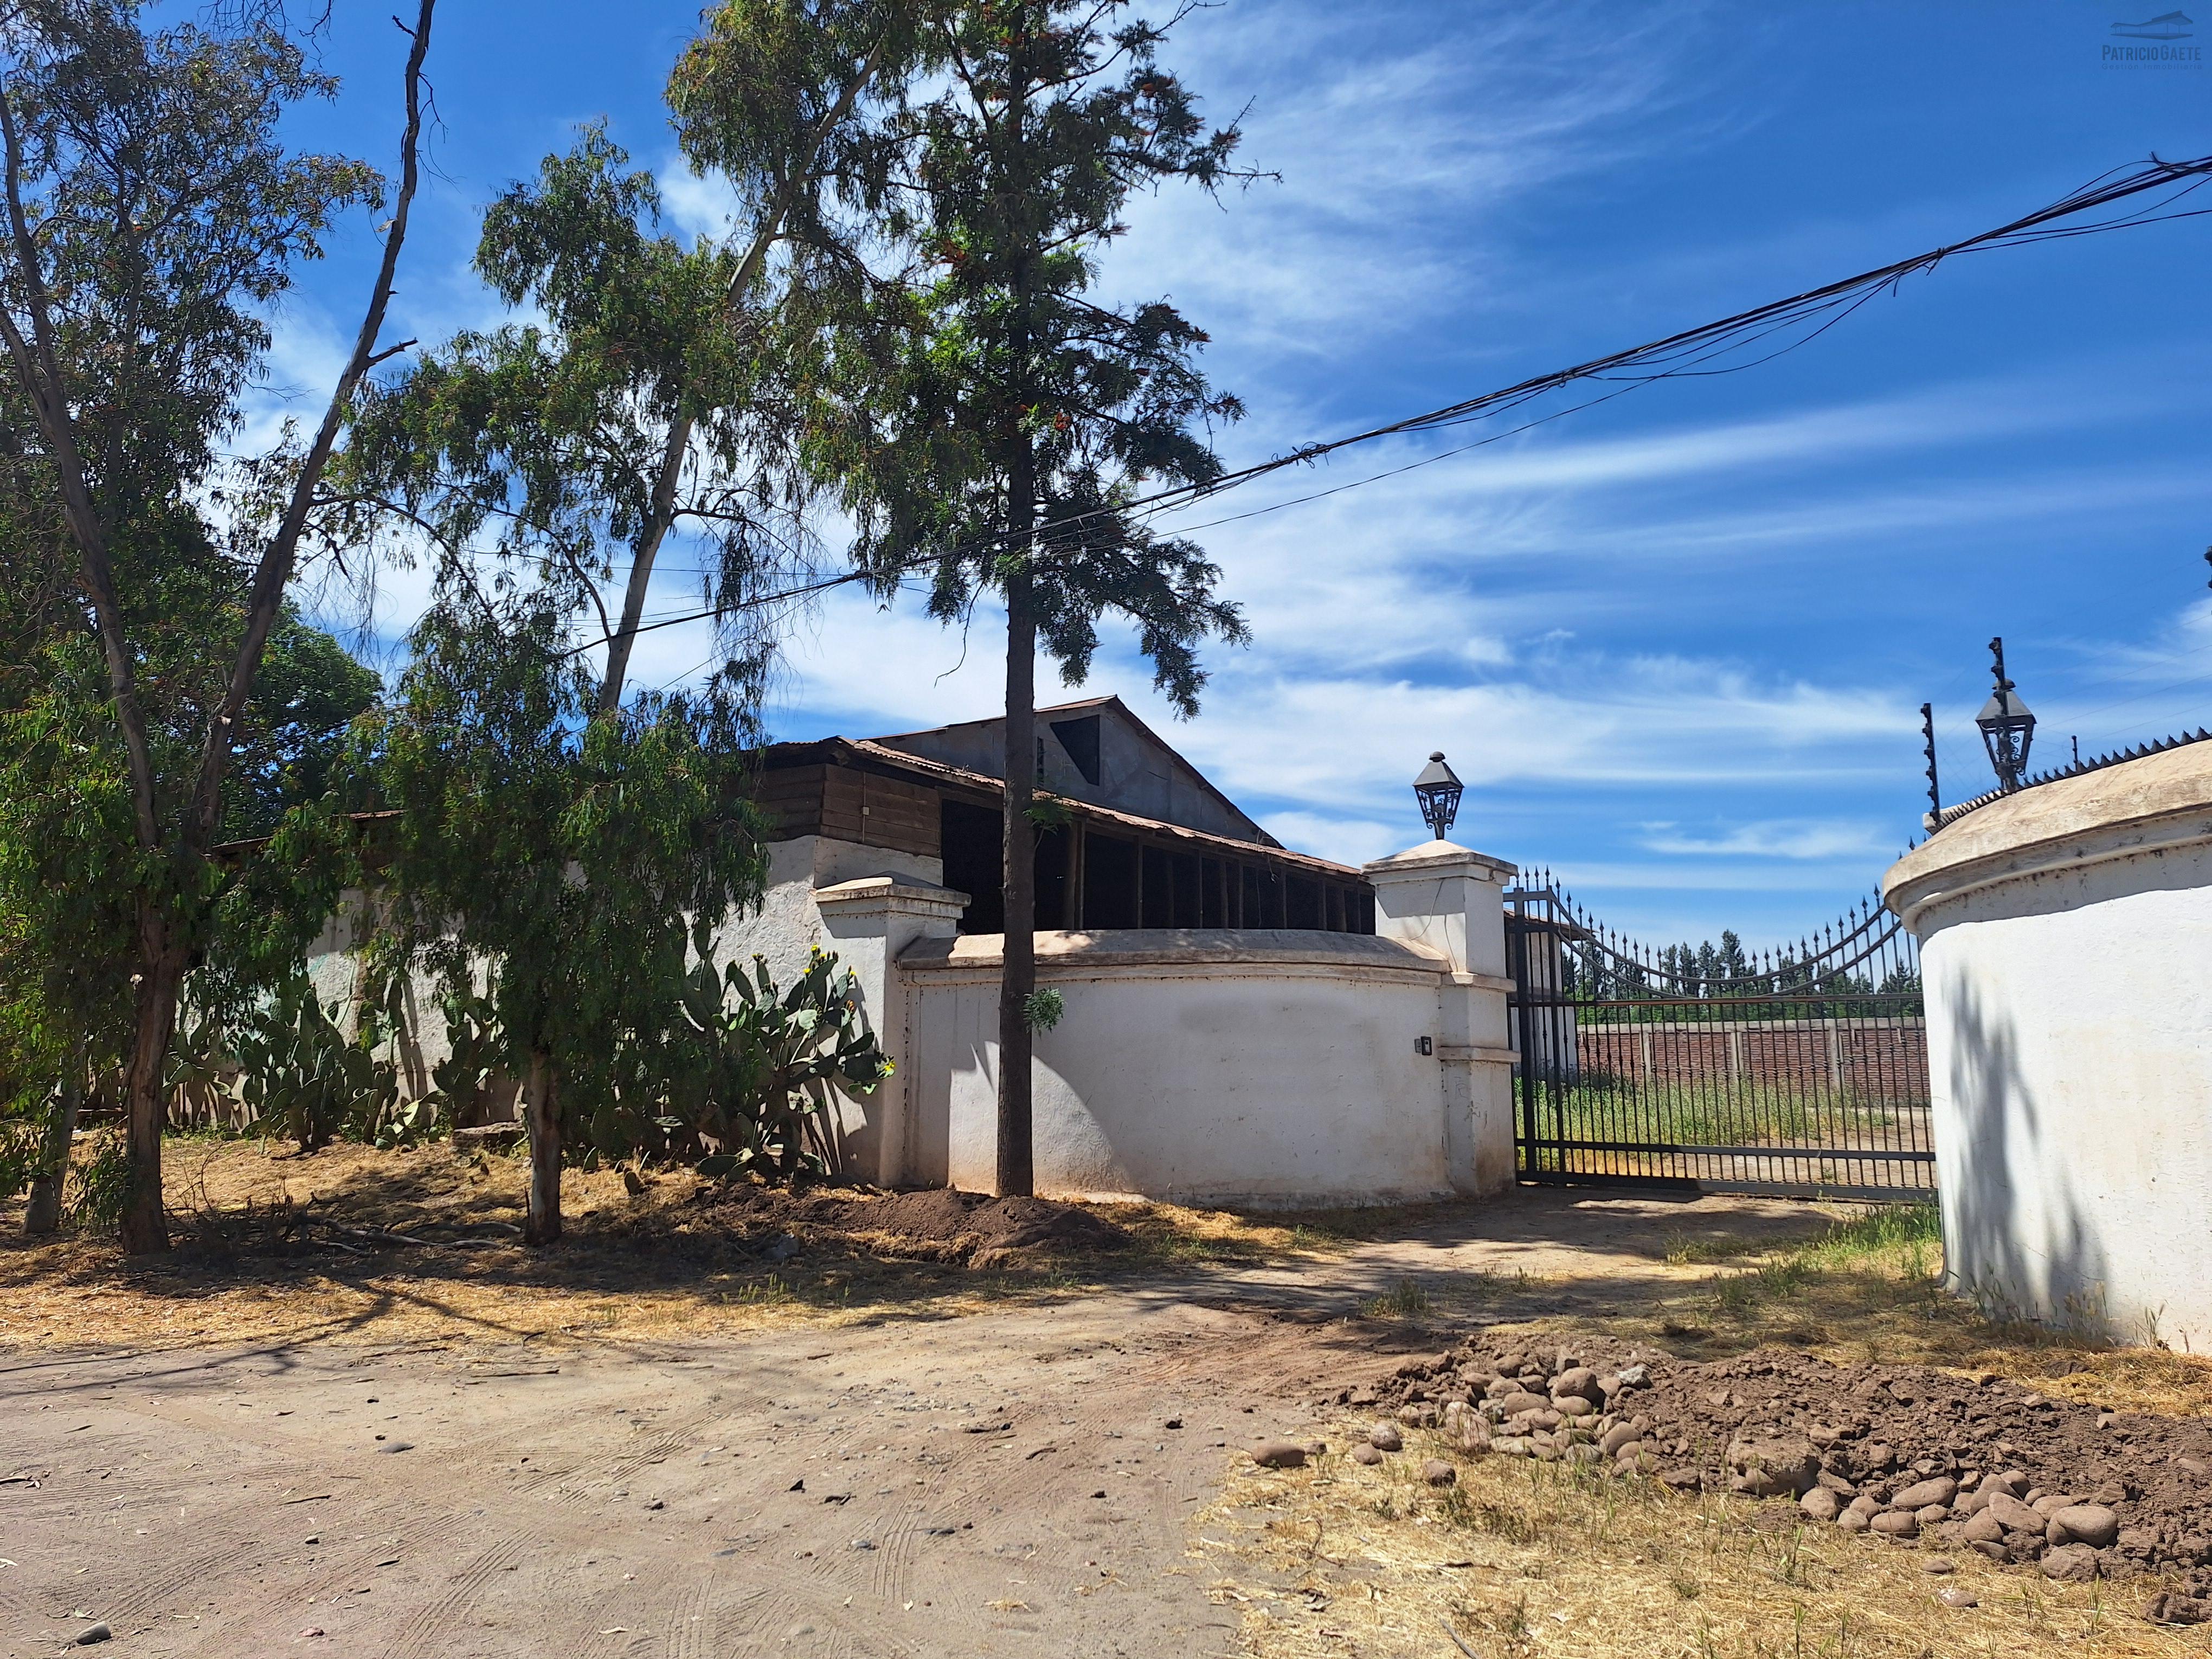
753,763,941,859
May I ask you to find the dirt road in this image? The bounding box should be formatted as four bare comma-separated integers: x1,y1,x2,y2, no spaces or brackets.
0,1190,1828,1657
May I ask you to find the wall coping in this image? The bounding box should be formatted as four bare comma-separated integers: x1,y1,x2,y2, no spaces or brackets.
898,927,1459,982
1883,741,2212,930
814,874,972,917
1362,839,1517,882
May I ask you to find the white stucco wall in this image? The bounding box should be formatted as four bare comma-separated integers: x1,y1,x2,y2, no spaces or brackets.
886,841,1521,1207
283,834,1527,1212
709,834,946,986
290,834,945,1127
898,932,1476,1205
1885,741,2212,1351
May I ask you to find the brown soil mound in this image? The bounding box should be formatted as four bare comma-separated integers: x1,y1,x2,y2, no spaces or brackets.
1340,1327,2212,1600
700,1183,1132,1267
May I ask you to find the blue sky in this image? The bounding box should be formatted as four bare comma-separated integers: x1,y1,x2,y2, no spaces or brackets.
256,1,2212,949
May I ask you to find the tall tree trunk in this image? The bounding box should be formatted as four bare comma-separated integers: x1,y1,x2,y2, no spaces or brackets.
0,0,439,1253
996,466,1038,1199
120,914,184,1253
523,1047,562,1245
22,1039,84,1236
993,22,1038,1200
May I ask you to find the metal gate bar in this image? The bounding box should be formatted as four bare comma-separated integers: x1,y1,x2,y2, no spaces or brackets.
1506,877,1934,1202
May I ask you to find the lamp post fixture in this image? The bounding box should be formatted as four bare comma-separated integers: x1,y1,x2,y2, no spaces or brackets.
1976,636,2036,793
1413,751,1463,840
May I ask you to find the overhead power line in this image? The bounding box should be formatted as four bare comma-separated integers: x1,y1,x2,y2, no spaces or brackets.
566,150,2212,662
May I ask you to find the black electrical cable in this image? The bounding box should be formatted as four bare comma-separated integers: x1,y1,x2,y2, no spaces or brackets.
559,150,2212,662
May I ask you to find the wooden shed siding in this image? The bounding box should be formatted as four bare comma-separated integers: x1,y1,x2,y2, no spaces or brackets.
750,767,826,840
766,763,941,858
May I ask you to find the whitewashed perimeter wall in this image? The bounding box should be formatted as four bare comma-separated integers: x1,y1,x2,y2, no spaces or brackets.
1885,742,2212,1351
295,833,1523,1211
291,834,949,1134
883,839,1519,1208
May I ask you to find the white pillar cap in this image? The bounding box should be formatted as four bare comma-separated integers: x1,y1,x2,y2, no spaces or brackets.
1362,839,1516,883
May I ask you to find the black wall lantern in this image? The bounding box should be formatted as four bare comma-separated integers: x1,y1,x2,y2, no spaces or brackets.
1976,635,2036,793
1412,751,1463,839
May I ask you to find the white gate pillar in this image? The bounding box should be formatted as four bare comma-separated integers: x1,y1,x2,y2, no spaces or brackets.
813,874,970,1186
1364,840,1520,1196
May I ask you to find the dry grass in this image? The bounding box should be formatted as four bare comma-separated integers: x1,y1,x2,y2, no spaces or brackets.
1197,1429,2197,1659
0,1136,1328,1352
1192,1206,2212,1658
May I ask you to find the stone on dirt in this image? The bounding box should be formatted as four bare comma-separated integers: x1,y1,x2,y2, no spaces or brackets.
1251,1441,1307,1469
1727,1434,1819,1498
2147,1591,2210,1625
2042,1544,2100,1582
2048,1503,2119,1548
1890,1475,1957,1510
1421,1459,1457,1488
1870,1510,1919,1539
1962,1512,2007,1545
1799,1487,1841,1523
74,1626,111,1647
1551,1367,1598,1401
1368,1423,1403,1453
1351,1444,1384,1467
1938,1587,1979,1609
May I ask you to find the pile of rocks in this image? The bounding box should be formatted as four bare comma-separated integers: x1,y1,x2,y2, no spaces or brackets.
1327,1329,2212,1615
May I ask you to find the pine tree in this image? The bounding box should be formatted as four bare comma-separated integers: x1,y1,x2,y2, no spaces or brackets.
1716,928,1748,985
826,0,1253,1194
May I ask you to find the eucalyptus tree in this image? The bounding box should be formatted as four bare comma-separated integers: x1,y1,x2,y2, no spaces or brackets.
825,0,1252,1195
334,0,922,1244
0,0,436,1251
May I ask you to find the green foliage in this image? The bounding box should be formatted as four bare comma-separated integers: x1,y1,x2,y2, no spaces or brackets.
2,7,376,513
1021,988,1064,1033
676,943,892,1181
0,1116,43,1205
350,591,769,1198
1023,794,1072,831
334,122,794,717
426,987,506,1124
0,0,409,1245
332,1,922,717
227,612,385,838
828,0,1255,713
65,1129,133,1231
0,641,146,1110
230,975,398,1153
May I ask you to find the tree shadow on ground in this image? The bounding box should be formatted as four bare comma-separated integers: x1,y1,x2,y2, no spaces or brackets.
9,1141,2208,1417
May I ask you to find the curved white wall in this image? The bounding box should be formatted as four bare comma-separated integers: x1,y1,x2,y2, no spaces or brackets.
1885,742,2212,1349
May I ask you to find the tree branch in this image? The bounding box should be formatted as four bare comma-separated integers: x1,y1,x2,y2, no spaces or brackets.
189,0,438,849
0,80,162,850
595,34,888,717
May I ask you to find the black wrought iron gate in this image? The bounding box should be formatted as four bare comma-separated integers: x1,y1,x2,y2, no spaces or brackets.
1504,876,1935,1201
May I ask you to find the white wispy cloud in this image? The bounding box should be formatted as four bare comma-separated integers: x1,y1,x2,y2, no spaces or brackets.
1635,819,1895,860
